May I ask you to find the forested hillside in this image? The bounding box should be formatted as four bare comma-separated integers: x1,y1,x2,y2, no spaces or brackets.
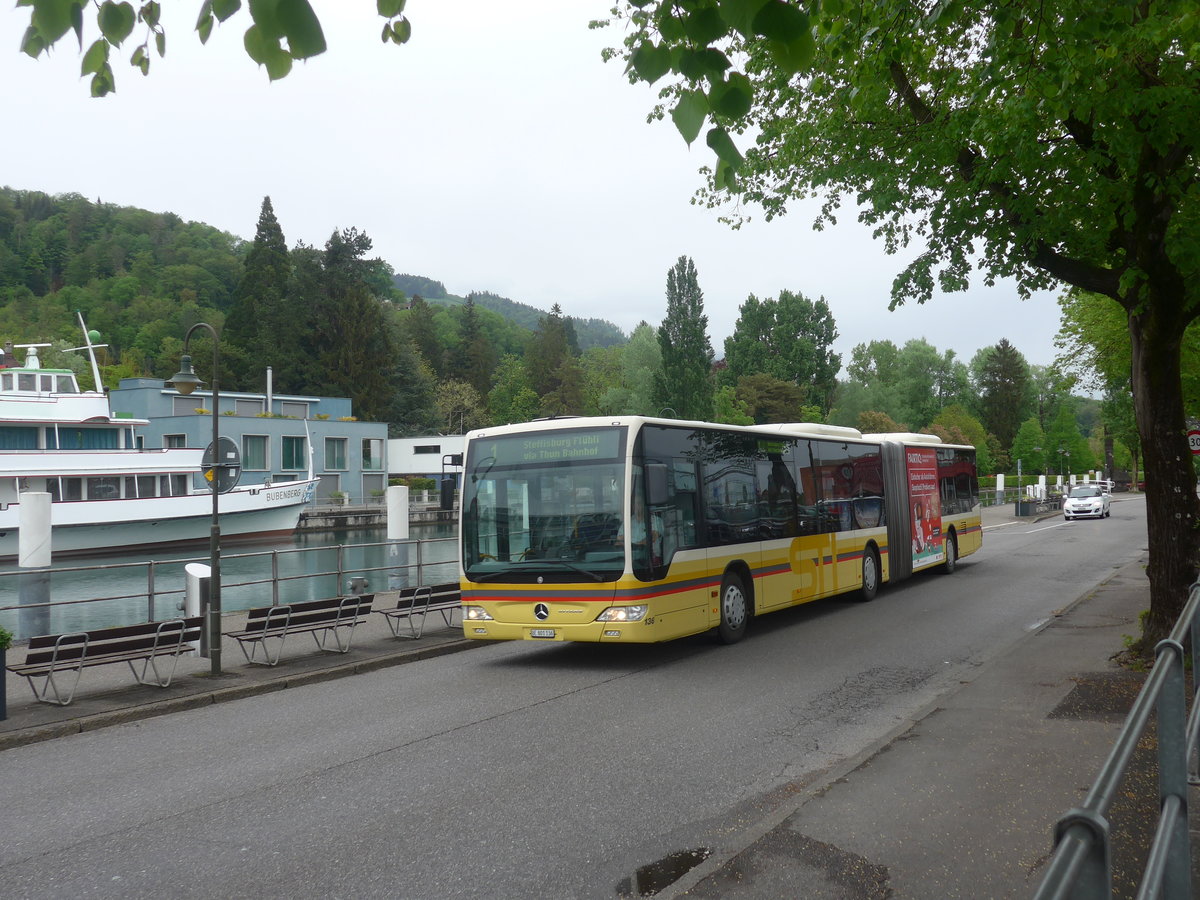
0,187,1133,479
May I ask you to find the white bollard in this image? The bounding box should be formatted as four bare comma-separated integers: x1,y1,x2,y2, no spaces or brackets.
387,485,410,541
18,492,52,637
184,562,211,654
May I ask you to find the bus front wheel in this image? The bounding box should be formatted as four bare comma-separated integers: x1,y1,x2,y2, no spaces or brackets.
718,572,750,644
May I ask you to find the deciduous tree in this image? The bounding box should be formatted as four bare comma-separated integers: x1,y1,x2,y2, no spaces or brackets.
606,0,1200,643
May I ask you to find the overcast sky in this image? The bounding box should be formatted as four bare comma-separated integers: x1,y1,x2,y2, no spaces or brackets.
3,2,1065,369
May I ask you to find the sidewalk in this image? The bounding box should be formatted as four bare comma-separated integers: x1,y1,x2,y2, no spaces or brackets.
1,601,480,752
665,503,1189,898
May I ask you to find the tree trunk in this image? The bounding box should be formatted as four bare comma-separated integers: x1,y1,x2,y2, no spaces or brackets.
1128,304,1200,646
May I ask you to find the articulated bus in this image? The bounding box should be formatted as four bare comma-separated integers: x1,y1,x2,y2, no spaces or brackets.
459,416,981,644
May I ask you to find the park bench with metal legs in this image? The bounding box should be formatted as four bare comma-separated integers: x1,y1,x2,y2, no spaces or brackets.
6,616,204,706
377,582,461,639
225,594,374,666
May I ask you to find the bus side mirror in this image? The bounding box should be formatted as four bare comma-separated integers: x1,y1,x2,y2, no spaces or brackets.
646,464,669,506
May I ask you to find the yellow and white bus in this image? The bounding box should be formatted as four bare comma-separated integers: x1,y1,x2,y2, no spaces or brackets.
459,416,981,644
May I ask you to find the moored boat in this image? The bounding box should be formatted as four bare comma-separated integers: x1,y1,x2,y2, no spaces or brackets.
0,325,317,560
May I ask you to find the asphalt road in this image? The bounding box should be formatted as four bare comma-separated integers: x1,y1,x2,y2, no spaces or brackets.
1,497,1148,899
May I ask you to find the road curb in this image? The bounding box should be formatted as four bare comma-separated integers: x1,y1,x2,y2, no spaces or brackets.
0,638,481,753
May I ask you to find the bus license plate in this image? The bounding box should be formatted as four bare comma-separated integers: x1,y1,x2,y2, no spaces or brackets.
530,628,555,639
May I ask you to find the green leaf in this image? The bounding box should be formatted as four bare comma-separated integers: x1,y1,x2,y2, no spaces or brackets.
630,41,672,85
709,71,753,119
30,0,77,43
20,25,46,58
377,0,405,16
247,0,283,39
713,158,740,192
706,126,744,169
196,1,214,43
263,46,292,80
131,44,149,75
212,0,241,22
81,38,108,75
671,90,709,145
98,1,136,46
678,47,731,81
243,22,274,65
718,0,770,39
767,29,815,75
684,7,726,45
275,0,326,59
89,62,115,97
139,1,160,27
392,18,411,43
751,0,808,42
155,30,165,56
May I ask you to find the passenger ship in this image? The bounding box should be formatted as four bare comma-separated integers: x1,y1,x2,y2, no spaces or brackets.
0,329,317,560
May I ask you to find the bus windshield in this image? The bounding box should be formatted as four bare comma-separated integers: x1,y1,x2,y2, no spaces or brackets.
461,426,628,583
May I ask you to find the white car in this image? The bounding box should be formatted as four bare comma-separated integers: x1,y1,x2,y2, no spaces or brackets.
1063,485,1111,520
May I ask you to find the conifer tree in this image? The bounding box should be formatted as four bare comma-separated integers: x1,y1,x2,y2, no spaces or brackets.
526,303,573,397
972,339,1032,453
656,256,714,420
224,196,292,390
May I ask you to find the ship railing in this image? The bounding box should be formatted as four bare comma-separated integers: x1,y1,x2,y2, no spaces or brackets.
0,537,458,642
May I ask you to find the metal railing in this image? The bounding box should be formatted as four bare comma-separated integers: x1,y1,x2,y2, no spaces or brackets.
0,537,458,642
1034,579,1200,899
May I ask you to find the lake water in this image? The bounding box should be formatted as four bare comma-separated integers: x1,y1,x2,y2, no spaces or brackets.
0,523,459,641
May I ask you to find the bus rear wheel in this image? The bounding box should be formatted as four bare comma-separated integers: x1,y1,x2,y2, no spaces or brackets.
857,548,879,601
718,572,750,644
943,533,958,574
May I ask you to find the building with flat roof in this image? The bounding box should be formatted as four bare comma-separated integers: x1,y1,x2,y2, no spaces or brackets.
111,378,389,504
388,435,464,486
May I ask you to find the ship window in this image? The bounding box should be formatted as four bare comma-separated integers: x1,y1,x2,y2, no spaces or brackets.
63,478,83,501
40,374,54,391
0,426,38,450
87,477,120,500
46,478,61,502
165,434,187,448
137,475,157,498
56,375,75,392
18,373,35,391
1,372,11,390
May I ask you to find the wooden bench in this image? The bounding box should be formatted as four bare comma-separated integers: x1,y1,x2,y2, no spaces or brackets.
6,617,204,706
225,594,374,666
377,582,461,639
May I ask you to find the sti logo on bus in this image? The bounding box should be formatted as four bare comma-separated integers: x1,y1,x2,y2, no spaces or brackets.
534,603,550,621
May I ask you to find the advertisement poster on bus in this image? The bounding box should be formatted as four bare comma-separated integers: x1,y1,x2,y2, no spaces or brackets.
906,447,944,567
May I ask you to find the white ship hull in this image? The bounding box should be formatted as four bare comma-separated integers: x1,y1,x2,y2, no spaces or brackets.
0,479,317,559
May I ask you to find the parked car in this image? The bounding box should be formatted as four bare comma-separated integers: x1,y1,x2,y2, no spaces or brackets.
1063,484,1112,520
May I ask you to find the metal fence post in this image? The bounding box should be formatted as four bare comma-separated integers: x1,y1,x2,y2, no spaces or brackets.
1154,637,1191,898
147,560,156,622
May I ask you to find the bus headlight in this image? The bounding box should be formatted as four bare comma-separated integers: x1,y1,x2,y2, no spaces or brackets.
464,606,493,621
596,605,648,623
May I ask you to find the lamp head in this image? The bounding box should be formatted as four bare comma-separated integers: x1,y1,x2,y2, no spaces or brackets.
168,354,204,395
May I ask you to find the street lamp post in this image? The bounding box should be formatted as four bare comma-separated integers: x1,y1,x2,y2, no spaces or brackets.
168,323,223,676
